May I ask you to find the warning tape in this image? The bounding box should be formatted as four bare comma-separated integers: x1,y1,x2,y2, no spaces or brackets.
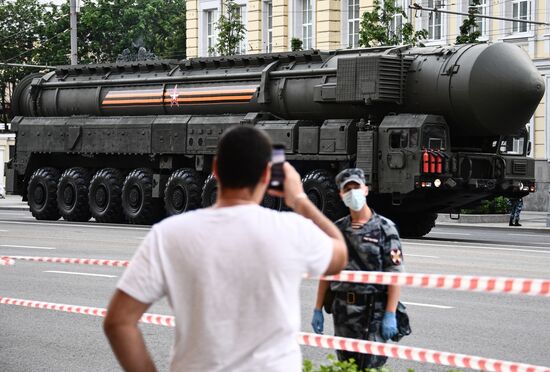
3,255,550,297
320,271,550,297
1,295,548,372
4,256,129,267
0,257,14,266
0,296,174,327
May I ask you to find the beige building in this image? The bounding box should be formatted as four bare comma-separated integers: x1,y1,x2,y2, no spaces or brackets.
186,0,550,210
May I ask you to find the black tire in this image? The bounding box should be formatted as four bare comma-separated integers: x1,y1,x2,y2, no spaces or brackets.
27,167,61,221
261,193,283,211
164,168,204,216
393,212,437,238
302,169,346,221
201,174,218,208
57,167,92,222
122,168,159,225
89,168,125,223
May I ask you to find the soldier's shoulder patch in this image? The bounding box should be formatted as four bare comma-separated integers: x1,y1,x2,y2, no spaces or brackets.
390,248,402,265
363,236,379,243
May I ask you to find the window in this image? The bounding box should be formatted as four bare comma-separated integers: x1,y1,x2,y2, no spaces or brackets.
236,5,247,54
302,0,313,49
390,131,409,149
205,9,217,56
427,0,442,40
263,1,273,52
468,0,488,37
390,0,408,43
512,0,529,33
347,0,360,48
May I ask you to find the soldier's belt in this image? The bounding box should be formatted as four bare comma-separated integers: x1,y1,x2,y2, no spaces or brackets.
335,291,380,306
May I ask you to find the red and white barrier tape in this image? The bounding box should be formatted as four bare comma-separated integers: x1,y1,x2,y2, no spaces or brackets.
0,257,14,266
1,295,548,372
4,256,129,267
320,271,550,297
298,333,550,372
4,255,550,297
0,296,174,327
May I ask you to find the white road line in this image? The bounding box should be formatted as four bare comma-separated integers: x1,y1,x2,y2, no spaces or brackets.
404,241,550,254
0,220,150,231
406,254,439,258
0,244,56,250
402,301,453,309
507,233,548,237
44,270,117,278
0,229,8,232
429,232,471,236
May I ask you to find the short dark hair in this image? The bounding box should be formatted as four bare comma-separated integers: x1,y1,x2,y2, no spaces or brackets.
216,126,272,189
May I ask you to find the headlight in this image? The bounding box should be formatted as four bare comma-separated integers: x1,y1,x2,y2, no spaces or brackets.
434,179,442,188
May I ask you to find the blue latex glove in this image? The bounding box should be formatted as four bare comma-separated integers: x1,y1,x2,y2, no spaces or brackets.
381,312,398,341
311,309,324,334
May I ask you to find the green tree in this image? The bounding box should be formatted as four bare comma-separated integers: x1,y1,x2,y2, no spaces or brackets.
291,37,303,51
212,0,246,56
358,0,427,47
456,0,482,44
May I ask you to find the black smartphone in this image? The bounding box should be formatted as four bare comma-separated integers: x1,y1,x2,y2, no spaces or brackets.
269,144,286,191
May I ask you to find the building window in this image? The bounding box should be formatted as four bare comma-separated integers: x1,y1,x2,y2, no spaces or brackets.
427,0,442,40
205,9,217,56
236,4,247,54
472,0,488,36
264,1,273,52
390,0,408,43
512,0,529,33
345,0,360,48
302,0,313,49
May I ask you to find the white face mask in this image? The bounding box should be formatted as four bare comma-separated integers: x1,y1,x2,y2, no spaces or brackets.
342,189,366,211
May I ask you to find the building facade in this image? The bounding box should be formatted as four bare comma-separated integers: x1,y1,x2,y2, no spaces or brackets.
185,0,550,210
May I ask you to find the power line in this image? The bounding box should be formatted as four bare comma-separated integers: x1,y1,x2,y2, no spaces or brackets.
3,29,69,64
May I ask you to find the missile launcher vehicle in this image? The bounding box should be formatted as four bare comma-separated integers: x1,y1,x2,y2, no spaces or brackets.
5,42,545,236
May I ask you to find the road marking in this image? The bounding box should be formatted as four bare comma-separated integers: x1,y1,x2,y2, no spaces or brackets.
428,232,471,236
507,233,548,237
44,270,117,278
407,254,439,258
404,241,550,254
0,220,150,231
402,301,453,309
0,229,8,232
0,244,56,250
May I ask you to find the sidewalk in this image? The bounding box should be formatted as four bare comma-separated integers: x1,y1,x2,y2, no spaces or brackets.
0,195,29,211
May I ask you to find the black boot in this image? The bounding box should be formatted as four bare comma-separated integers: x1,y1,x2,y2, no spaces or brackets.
509,218,514,226
514,220,522,226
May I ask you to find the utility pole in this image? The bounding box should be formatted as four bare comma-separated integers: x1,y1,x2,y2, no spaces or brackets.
70,0,78,65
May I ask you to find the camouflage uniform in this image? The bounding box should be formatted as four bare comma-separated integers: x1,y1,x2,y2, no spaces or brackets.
330,212,404,369
509,198,523,224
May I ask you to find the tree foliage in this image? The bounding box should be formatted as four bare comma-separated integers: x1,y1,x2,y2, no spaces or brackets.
456,0,482,44
212,0,246,56
358,0,427,47
291,38,303,52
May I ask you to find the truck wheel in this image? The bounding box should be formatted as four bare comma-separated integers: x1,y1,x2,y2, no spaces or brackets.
302,169,346,221
122,168,158,225
164,169,204,216
27,167,61,221
89,168,124,223
261,194,283,210
57,167,92,222
394,212,437,238
201,174,218,208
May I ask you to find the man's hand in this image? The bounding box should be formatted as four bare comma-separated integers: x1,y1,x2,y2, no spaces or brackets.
311,309,324,334
267,162,305,209
380,311,398,341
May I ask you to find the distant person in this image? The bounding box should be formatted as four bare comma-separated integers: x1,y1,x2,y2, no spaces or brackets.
0,183,5,199
509,197,523,226
103,126,348,372
311,168,404,370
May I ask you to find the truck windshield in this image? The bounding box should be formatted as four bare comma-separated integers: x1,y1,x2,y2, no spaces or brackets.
497,135,526,156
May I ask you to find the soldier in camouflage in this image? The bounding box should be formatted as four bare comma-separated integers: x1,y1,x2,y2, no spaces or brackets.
311,168,404,369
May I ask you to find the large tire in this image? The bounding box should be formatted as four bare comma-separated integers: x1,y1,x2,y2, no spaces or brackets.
57,167,92,222
122,168,159,225
27,167,61,221
89,168,124,223
164,168,204,216
201,174,218,208
261,193,283,211
393,212,437,238
302,169,346,221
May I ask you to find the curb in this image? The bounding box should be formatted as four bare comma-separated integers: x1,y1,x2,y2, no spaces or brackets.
0,207,28,211
435,222,550,233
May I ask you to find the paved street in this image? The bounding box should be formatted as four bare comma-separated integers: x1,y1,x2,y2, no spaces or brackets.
1,205,549,371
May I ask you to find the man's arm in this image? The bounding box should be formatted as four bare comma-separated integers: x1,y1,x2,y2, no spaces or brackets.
103,290,157,372
386,284,400,313
314,280,331,310
269,162,347,275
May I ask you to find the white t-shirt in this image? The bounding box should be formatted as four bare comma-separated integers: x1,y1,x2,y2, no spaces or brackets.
117,204,333,372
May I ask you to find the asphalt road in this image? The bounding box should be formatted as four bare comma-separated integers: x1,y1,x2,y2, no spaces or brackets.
1,209,549,371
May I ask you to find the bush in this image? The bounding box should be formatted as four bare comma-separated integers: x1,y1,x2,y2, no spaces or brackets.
461,196,510,214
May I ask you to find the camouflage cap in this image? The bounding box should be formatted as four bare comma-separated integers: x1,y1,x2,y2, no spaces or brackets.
335,168,366,190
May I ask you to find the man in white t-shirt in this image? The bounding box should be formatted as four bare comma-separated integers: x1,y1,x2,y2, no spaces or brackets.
103,126,348,372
